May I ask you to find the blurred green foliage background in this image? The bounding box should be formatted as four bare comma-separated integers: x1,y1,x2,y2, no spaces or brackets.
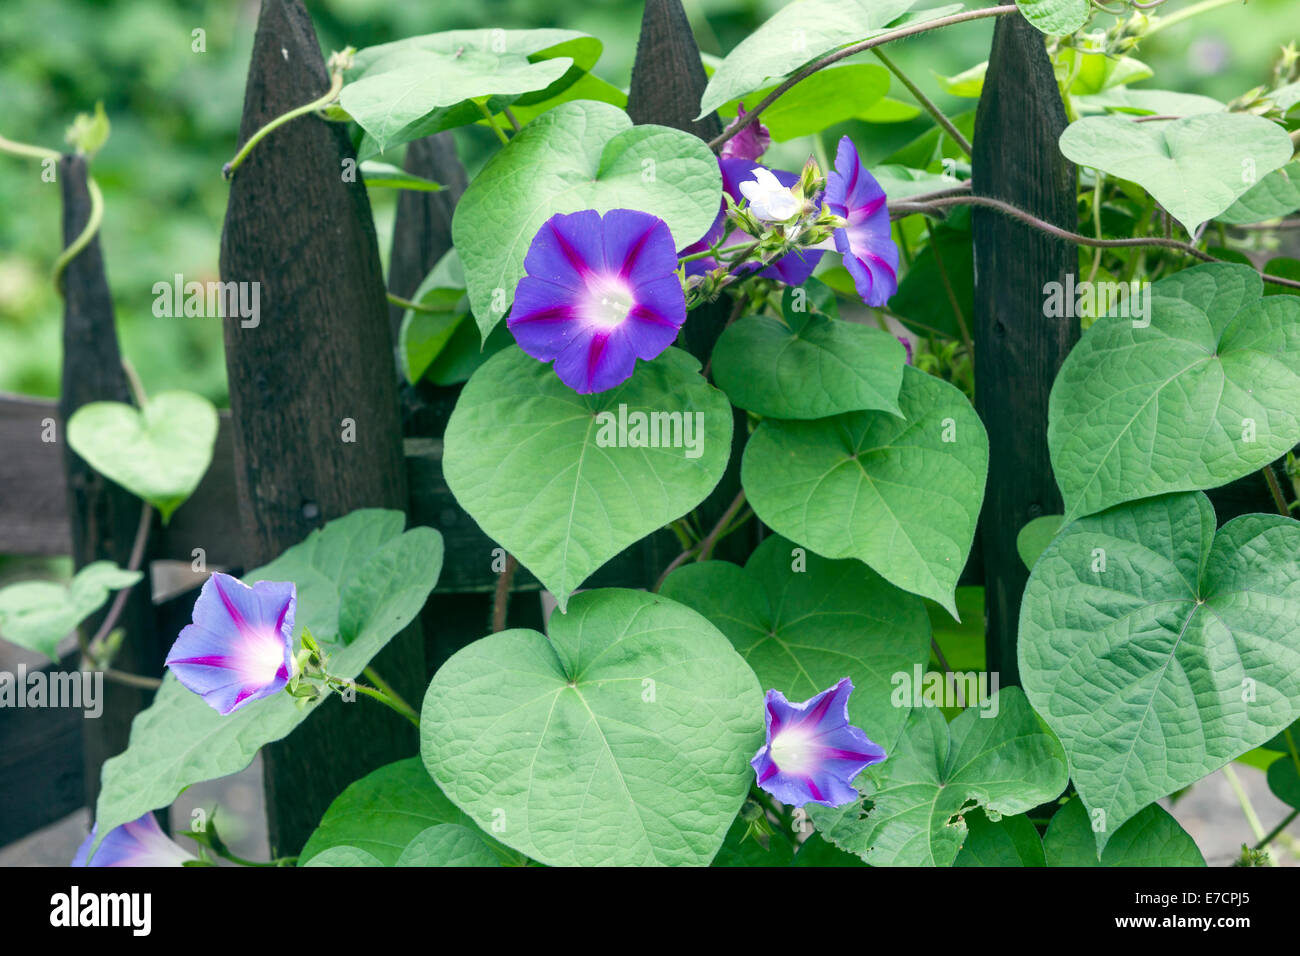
0,0,1291,405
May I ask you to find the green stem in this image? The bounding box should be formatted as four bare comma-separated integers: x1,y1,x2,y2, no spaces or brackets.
1085,172,1105,286
0,133,61,163
710,5,1017,152
925,219,972,358
1223,764,1270,852
224,70,345,180
1255,808,1299,851
53,175,104,295
503,107,523,132
872,48,972,157
328,674,420,727
1148,0,1244,34
679,240,760,265
386,291,442,313
476,101,511,146
362,666,417,719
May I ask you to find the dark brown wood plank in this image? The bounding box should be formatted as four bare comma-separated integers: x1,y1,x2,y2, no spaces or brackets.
0,396,70,557
627,0,722,140
970,13,1079,686
217,0,422,856
57,154,166,810
0,655,86,849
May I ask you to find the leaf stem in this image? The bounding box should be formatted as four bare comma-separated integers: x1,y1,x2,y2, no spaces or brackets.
1263,465,1290,517
83,501,154,664
492,553,518,632
890,194,1300,291
708,5,1018,153
223,69,345,180
1255,808,1299,851
871,48,972,157
53,175,104,296
328,674,420,727
476,101,511,146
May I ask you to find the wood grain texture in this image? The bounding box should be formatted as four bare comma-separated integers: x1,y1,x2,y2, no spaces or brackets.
57,154,165,809
970,13,1079,686
627,0,722,140
217,0,421,856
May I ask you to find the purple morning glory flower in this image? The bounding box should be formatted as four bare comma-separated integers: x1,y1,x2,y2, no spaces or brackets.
680,159,823,286
509,209,686,394
165,572,296,716
751,677,886,808
719,103,771,162
825,135,899,307
72,813,193,867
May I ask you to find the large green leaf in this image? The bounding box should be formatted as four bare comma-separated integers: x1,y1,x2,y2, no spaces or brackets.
1217,163,1300,225
1048,263,1300,520
1019,492,1300,853
300,757,472,866
451,100,720,338
808,688,1069,866
443,345,731,611
1267,757,1300,810
715,64,889,141
1043,798,1205,866
711,287,906,419
421,588,764,867
1058,114,1295,234
741,365,988,616
1016,0,1089,35
395,825,502,867
345,30,601,157
90,511,443,860
660,533,930,746
698,1,953,118
66,391,218,523
302,846,384,867
953,811,1046,867
0,561,141,661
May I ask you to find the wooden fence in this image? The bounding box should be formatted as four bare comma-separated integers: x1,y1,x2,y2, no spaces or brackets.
0,0,1285,853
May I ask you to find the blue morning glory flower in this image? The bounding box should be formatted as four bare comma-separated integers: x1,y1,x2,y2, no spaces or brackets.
509,208,686,394
826,135,900,307
165,572,296,715
72,813,193,867
751,677,886,808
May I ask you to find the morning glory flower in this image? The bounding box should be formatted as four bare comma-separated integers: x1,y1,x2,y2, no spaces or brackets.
740,166,800,222
165,572,296,716
719,103,771,162
509,209,686,394
751,677,886,808
72,813,193,867
681,159,823,286
825,135,899,307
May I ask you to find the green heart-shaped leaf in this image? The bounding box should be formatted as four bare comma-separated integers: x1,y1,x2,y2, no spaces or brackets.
1058,114,1295,234
808,688,1069,866
1267,757,1300,810
0,561,141,661
953,812,1046,867
714,64,889,142
420,588,764,867
698,1,949,118
443,345,731,610
1016,0,1089,35
1043,798,1205,866
66,391,218,523
741,365,988,616
1217,163,1300,225
301,758,474,865
660,533,930,746
302,846,384,867
711,296,906,419
1019,491,1300,852
90,511,443,860
395,825,502,867
345,29,601,157
452,100,720,338
1048,263,1300,521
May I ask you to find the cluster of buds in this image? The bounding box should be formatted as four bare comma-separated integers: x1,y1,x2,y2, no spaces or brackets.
1057,9,1148,59
1232,43,1300,117
685,156,843,309
284,626,327,707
